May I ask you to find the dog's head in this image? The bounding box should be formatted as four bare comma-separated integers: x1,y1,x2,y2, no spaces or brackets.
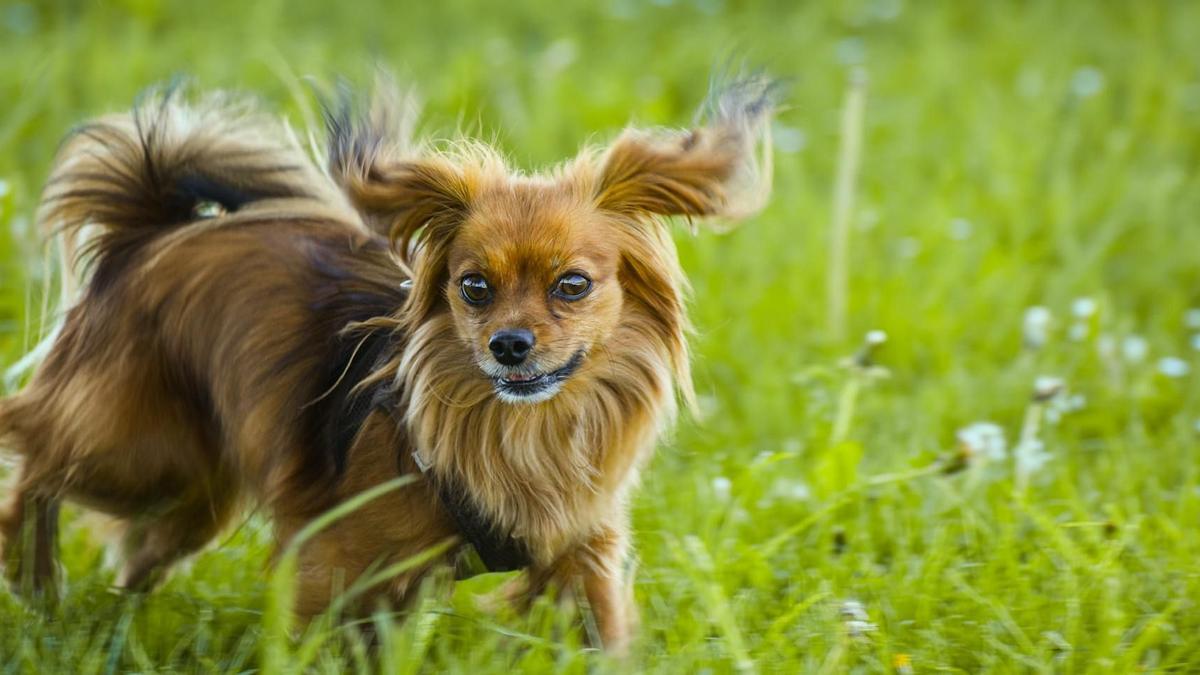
328,77,775,404
440,184,622,403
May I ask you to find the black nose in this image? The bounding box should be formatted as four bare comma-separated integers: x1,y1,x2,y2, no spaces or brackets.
489,329,534,366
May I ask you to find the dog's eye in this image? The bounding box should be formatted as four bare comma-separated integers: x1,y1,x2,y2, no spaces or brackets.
552,273,592,301
460,275,492,305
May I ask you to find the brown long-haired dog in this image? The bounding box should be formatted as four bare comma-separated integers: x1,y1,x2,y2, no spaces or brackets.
0,77,773,651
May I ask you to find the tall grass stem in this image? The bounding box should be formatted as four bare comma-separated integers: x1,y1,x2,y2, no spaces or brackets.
827,67,868,343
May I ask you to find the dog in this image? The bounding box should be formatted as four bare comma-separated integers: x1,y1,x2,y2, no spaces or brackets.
0,76,773,652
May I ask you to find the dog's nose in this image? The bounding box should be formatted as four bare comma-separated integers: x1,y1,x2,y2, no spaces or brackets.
489,329,534,366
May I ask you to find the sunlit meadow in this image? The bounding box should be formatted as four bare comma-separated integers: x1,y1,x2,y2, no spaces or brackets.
1,1,1198,672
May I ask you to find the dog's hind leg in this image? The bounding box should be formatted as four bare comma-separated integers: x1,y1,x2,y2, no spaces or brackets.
116,470,239,592
0,395,62,598
0,462,63,598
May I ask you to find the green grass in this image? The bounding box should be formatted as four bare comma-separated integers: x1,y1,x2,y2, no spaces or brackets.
2,0,1200,671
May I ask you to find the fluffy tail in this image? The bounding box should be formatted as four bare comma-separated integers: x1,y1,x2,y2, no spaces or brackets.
1,87,334,391
37,86,328,290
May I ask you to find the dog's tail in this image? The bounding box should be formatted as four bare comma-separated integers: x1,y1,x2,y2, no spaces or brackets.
1,86,334,391
37,85,329,294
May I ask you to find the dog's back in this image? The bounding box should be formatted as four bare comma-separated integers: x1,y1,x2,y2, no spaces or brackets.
0,90,409,592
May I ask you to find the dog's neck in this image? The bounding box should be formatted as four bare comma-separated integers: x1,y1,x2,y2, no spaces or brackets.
394,312,679,564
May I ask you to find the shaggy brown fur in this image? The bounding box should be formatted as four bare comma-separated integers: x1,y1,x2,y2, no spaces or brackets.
0,77,773,652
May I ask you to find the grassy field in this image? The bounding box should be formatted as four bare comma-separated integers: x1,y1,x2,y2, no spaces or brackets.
2,0,1199,672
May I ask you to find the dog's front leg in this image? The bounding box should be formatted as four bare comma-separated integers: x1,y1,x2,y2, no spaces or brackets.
523,522,637,654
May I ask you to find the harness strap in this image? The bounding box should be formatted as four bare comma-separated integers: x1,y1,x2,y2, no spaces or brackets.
368,388,531,572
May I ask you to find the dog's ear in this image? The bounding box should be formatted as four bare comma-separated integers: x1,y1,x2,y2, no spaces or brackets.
594,75,777,226
323,80,473,266
335,154,473,266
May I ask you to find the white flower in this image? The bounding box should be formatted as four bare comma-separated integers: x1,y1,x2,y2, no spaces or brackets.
1068,322,1089,342
758,478,811,507
1157,356,1190,378
711,476,732,500
774,479,810,501
1070,67,1105,98
1121,335,1149,363
1034,376,1065,401
1015,438,1051,476
845,619,876,638
956,422,1007,461
1071,297,1097,319
848,330,891,371
897,237,921,259
949,218,973,240
1191,334,1200,352
1186,309,1200,330
839,599,868,621
839,599,876,638
1023,306,1053,349
1045,391,1085,427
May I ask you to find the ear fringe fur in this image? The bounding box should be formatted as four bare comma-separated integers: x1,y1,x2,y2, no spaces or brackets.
697,72,779,224
594,72,779,226
322,75,511,273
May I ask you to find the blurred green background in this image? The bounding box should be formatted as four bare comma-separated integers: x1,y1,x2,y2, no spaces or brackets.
1,0,1199,672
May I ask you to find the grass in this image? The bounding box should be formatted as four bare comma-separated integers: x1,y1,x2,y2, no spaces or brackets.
2,0,1199,671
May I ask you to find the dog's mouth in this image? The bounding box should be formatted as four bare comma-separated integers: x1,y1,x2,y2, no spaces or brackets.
492,350,585,403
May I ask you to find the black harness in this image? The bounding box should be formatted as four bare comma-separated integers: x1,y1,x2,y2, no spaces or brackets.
332,330,531,573
409,454,531,572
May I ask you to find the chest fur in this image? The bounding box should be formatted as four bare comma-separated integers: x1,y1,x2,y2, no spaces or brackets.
403,363,671,564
